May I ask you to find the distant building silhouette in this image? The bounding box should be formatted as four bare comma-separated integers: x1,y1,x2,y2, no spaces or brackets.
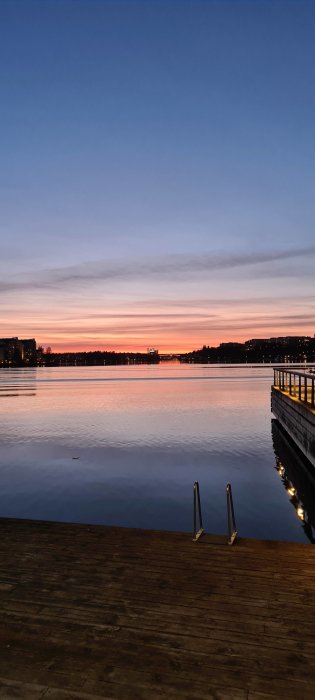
1,334,314,367
182,335,315,364
20,338,37,364
0,337,37,367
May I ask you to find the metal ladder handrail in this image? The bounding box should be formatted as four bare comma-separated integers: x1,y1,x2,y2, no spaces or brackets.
192,481,238,545
192,481,205,542
226,482,237,545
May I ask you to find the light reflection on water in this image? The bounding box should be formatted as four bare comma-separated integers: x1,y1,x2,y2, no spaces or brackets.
0,364,312,543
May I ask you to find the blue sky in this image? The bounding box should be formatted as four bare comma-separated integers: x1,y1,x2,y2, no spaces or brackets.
1,0,315,351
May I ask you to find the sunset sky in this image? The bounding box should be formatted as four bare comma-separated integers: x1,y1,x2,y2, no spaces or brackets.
1,0,315,353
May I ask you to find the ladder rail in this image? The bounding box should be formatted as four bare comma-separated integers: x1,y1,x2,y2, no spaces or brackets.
193,481,205,542
226,482,237,545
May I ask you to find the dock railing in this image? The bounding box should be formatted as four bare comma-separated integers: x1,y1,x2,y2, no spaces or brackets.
273,367,315,409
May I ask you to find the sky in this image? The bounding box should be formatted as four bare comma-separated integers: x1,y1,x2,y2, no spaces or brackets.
1,0,315,353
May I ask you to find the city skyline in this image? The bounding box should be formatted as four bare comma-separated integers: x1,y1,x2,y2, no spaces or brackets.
2,1,315,353
1,332,314,367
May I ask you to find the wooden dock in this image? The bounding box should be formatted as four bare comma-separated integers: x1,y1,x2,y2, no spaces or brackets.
272,367,315,469
1,519,315,699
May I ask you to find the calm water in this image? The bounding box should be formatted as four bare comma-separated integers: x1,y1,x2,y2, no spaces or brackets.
0,363,313,543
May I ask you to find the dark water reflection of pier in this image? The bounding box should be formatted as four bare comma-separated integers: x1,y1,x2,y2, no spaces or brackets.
272,419,315,543
0,369,37,397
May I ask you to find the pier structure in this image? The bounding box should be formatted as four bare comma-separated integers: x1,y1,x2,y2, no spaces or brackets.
272,366,315,468
272,419,315,542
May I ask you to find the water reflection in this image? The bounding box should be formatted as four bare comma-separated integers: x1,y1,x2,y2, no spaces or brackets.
0,369,37,397
272,419,315,543
0,365,310,542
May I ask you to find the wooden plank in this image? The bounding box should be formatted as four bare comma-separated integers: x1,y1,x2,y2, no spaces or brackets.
1,518,315,698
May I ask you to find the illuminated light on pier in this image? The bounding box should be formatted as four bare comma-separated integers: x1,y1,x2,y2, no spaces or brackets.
274,433,309,526
287,485,296,497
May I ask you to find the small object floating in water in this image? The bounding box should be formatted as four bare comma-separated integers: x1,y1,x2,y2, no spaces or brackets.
72,456,79,460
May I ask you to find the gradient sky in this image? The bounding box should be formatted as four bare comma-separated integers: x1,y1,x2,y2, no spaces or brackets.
1,0,315,352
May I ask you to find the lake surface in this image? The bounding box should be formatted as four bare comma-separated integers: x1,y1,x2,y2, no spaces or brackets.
0,363,314,543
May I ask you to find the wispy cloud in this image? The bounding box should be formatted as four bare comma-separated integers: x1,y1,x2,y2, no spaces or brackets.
2,246,314,351
2,310,314,339
1,246,315,294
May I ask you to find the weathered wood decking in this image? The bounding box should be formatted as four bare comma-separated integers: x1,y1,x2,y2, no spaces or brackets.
1,519,315,700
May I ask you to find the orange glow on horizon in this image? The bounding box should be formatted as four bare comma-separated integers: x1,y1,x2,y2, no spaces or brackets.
37,328,314,355
3,296,314,356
